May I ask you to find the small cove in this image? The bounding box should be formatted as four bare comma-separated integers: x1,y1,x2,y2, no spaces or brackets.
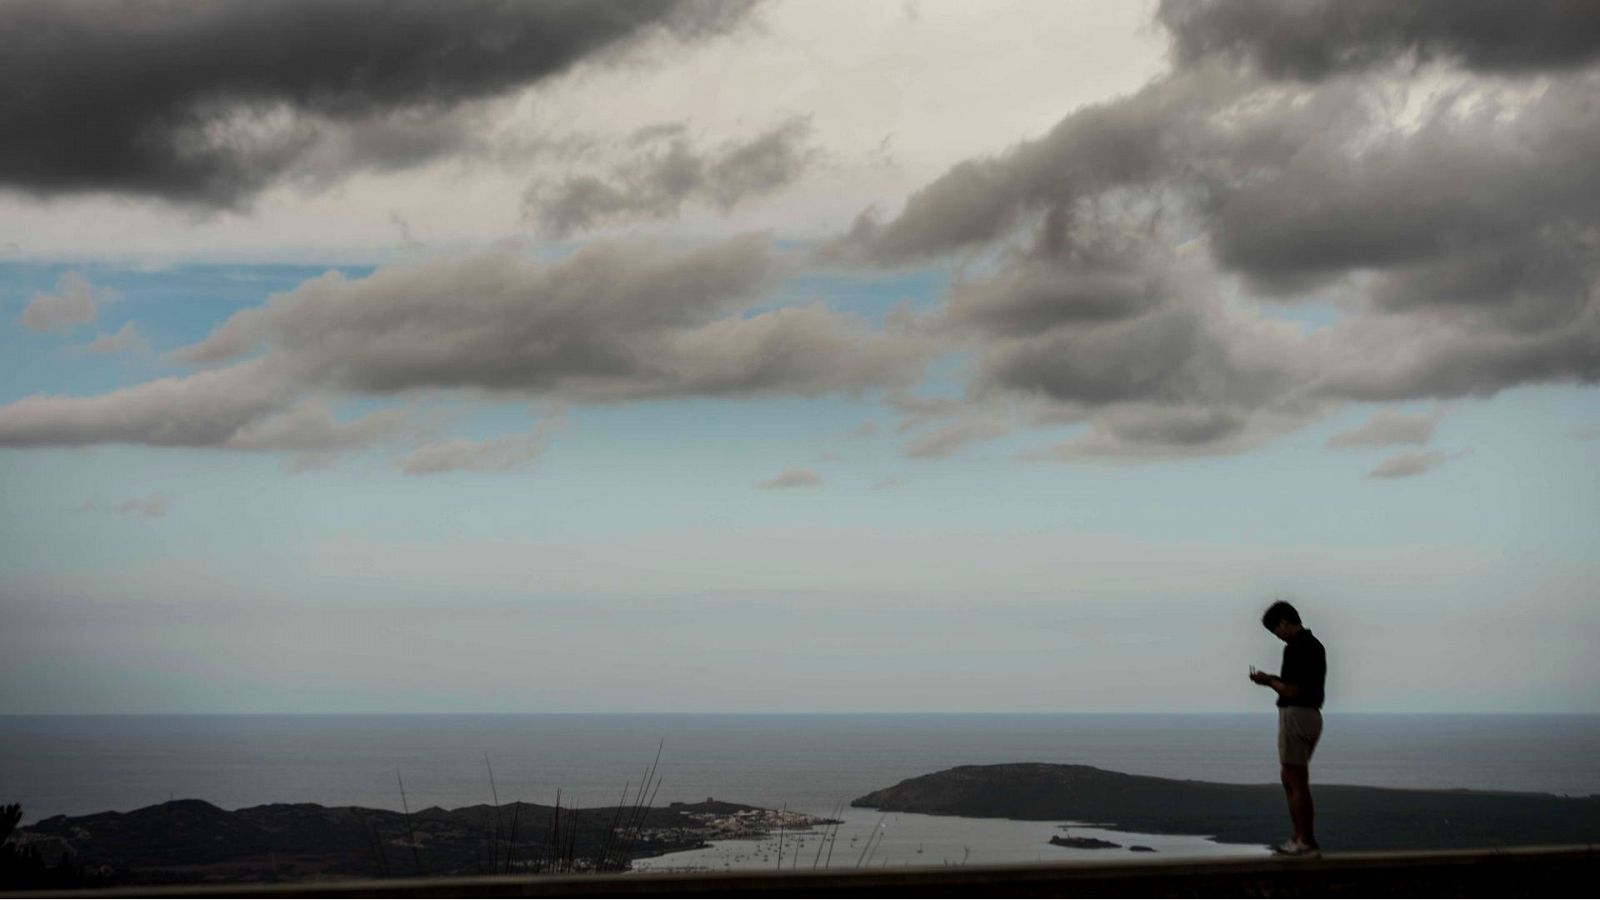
632,806,1267,872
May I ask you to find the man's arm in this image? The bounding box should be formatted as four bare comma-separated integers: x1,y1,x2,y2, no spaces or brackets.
1249,671,1301,698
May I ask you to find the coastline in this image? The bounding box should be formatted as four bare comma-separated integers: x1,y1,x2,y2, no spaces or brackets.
11,798,832,887
632,806,1267,873
12,761,1600,887
851,763,1600,852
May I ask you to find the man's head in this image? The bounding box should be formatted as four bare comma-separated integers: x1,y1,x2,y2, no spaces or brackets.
1261,600,1303,642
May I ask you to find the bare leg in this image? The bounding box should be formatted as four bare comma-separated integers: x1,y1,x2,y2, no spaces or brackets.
1279,765,1296,842
1281,763,1316,847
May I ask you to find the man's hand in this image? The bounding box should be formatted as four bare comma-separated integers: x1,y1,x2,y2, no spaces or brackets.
1250,670,1276,686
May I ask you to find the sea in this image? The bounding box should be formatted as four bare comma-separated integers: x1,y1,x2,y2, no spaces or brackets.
4,714,1597,870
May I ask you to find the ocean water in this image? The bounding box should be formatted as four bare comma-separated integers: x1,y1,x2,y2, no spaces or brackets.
3,714,1596,866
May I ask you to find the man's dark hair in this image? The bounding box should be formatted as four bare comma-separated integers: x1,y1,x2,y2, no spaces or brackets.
1262,600,1301,630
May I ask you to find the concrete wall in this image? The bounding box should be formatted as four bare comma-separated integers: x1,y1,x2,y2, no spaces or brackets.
15,844,1599,898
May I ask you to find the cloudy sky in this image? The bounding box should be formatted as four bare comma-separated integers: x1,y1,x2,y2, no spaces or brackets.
2,0,1597,714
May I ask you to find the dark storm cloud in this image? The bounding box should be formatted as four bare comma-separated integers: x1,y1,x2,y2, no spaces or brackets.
1205,72,1600,311
0,0,753,204
825,2,1600,459
1159,0,1600,80
529,118,815,236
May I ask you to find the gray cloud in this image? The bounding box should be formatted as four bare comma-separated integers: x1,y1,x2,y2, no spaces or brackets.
388,212,424,250
756,467,822,489
399,430,551,476
822,3,1600,459
115,494,171,518
820,69,1238,267
0,236,923,465
1204,74,1600,317
956,236,1320,458
529,117,814,236
1160,0,1600,81
76,494,171,518
1368,448,1448,479
0,364,405,464
1021,403,1311,463
178,235,919,402
888,390,971,435
222,401,410,455
1326,407,1444,449
0,1,753,205
75,323,143,356
0,360,291,448
17,272,99,332
901,417,1009,459
176,238,778,388
943,257,1168,337
869,476,901,490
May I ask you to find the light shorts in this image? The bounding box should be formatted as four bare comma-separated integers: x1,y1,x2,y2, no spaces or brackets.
1278,706,1323,766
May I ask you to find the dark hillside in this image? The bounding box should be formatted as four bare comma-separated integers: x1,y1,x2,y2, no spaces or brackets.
854,763,1600,851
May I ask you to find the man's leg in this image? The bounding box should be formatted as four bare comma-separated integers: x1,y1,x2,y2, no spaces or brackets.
1278,764,1297,843
1281,763,1316,848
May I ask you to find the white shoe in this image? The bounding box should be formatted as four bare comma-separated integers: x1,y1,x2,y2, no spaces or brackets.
1271,839,1321,858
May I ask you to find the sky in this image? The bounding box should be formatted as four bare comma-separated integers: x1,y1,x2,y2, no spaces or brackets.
2,0,1597,715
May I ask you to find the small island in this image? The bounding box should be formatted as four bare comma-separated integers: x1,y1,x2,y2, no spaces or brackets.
1049,833,1121,850
853,763,1600,852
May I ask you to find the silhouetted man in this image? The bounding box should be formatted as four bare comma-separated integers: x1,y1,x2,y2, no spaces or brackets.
1250,600,1325,857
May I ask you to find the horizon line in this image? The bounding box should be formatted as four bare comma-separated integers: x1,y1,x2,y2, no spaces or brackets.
4,709,1596,717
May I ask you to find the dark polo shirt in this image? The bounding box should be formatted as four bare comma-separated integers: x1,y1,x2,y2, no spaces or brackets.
1278,629,1326,709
